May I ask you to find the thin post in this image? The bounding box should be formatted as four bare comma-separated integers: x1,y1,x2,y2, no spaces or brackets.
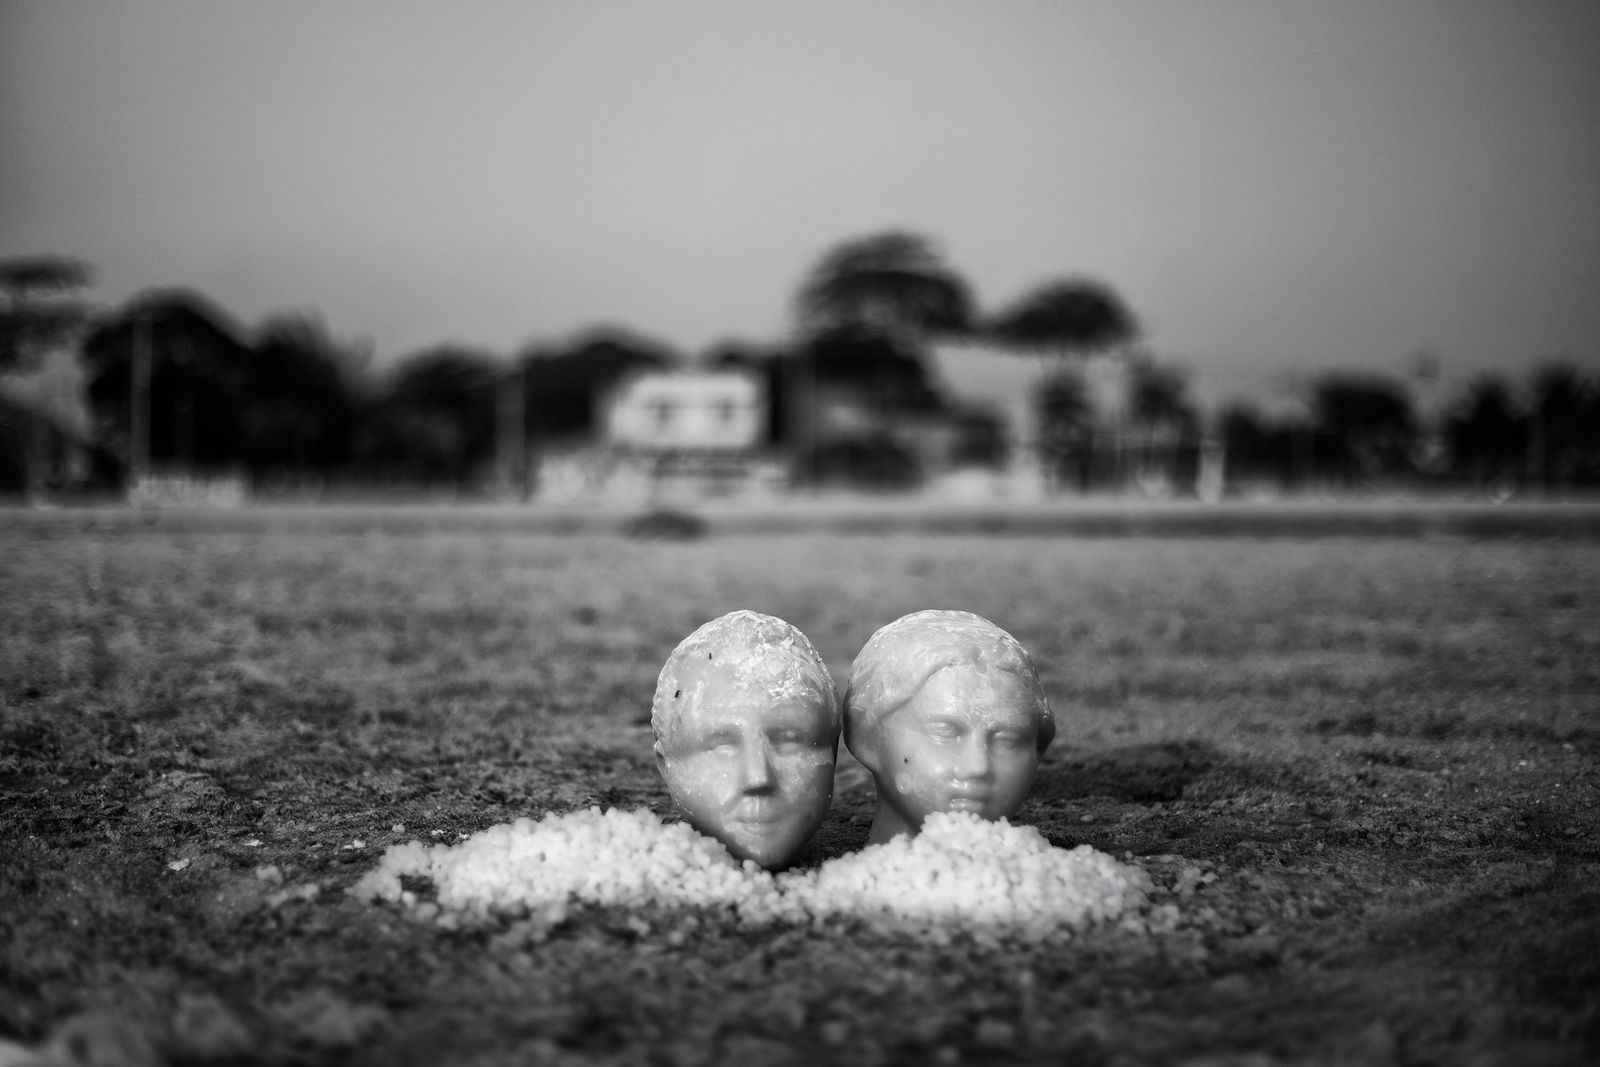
498,365,526,499
130,313,152,488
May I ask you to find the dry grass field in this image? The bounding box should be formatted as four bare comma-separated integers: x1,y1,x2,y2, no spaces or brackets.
2,506,1597,1066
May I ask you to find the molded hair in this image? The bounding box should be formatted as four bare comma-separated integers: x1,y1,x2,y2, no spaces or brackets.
843,609,1055,764
651,610,839,758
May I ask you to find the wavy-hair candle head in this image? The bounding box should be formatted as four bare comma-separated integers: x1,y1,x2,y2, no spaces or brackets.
844,609,1053,844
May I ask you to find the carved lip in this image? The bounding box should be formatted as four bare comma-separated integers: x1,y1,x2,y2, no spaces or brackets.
730,801,788,825
943,792,992,812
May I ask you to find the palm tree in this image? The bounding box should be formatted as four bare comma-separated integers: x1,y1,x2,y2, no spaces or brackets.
79,290,254,481
374,345,503,488
1444,375,1527,493
1310,374,1417,488
1527,360,1597,490
795,231,973,342
791,232,972,485
1034,370,1095,493
987,277,1137,367
1125,355,1195,495
989,277,1138,492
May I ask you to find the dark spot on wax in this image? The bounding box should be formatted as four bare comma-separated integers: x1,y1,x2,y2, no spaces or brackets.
674,690,681,699
903,757,910,764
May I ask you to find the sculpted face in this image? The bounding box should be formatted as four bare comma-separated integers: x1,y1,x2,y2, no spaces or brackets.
845,610,1054,845
652,612,839,870
867,667,1042,838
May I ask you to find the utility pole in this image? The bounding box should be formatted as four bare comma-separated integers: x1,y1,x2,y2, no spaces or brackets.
1274,368,1313,493
498,364,526,500
1410,348,1443,481
173,337,194,474
782,352,817,490
129,312,152,491
1113,352,1128,495
1528,405,1545,500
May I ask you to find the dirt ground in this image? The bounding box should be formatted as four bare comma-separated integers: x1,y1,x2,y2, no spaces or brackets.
1,505,1596,1065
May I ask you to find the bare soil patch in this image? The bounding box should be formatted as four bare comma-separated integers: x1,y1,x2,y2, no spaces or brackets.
1,508,1596,1065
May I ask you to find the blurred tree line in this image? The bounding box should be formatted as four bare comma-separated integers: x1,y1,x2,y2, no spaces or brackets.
1217,364,1600,498
69,292,685,495
4,242,1599,499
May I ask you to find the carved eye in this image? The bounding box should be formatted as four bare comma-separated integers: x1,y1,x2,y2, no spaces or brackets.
924,721,962,742
993,730,1028,749
769,728,811,750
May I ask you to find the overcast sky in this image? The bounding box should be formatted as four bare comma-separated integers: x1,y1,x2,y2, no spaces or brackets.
4,0,1598,411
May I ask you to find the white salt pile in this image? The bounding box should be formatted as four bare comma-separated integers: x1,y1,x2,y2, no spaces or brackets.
781,813,1154,943
351,808,770,931
352,807,1155,942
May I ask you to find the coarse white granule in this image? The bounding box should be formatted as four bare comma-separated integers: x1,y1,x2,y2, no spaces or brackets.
352,807,1154,941
772,812,1154,942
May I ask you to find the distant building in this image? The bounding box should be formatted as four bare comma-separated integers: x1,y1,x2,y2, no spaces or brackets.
531,367,777,502
604,369,764,452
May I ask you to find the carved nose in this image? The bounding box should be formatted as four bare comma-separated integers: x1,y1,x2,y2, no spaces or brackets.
740,741,777,794
955,737,993,781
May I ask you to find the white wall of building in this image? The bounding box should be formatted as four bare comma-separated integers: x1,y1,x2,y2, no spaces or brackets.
603,369,765,451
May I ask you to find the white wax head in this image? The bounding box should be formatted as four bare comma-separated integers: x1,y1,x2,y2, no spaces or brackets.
652,610,840,869
843,609,1054,843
